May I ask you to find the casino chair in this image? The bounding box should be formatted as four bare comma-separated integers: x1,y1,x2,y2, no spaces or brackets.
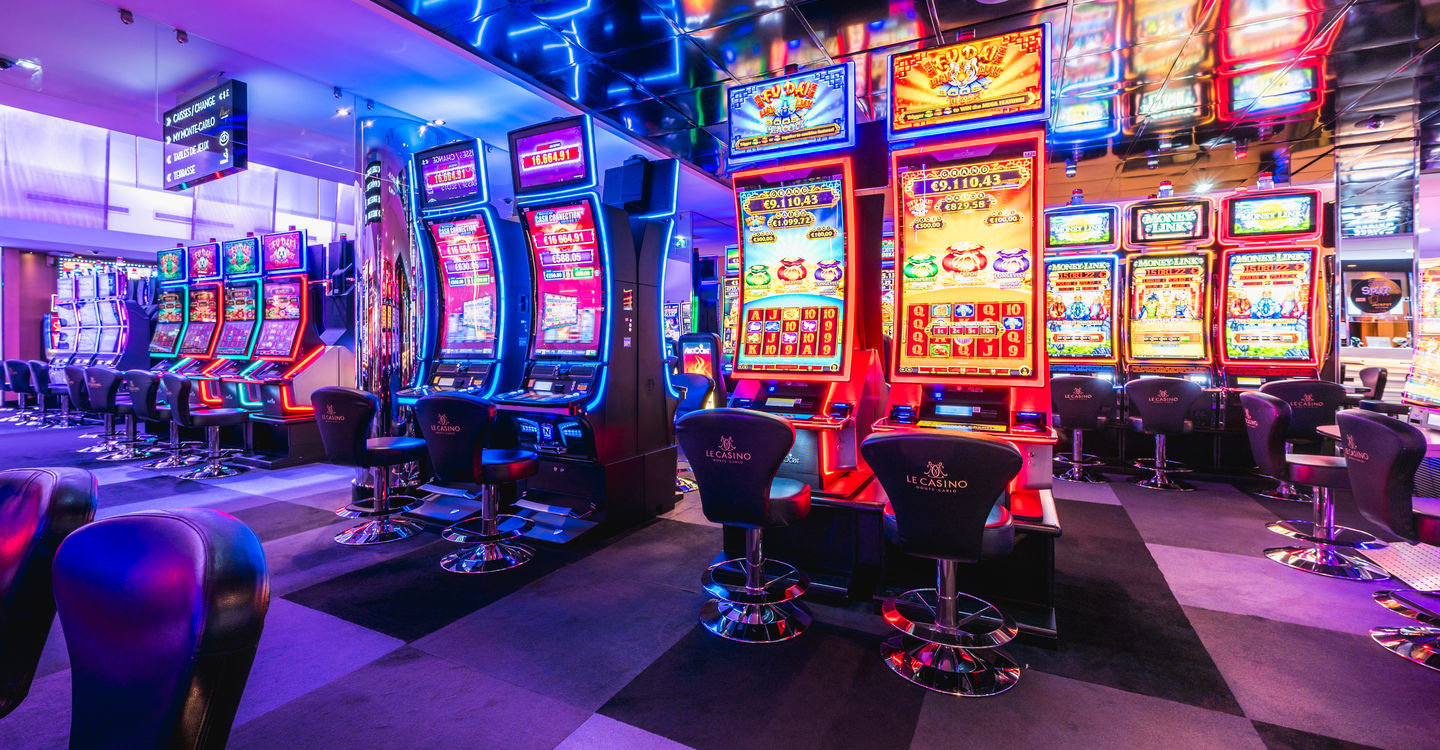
0,467,97,718
1337,410,1440,670
4,359,41,426
1355,367,1411,417
162,373,249,480
25,361,63,428
65,365,112,450
124,370,202,471
53,508,268,750
676,408,813,643
1050,375,1114,483
1241,392,1388,581
33,360,78,428
1125,377,1205,491
415,394,537,573
860,431,1025,697
87,367,155,462
312,386,428,546
671,372,715,493
1257,379,1349,502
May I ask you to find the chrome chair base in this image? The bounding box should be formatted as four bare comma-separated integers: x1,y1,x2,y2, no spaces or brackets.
1370,626,1440,672
1264,545,1390,581
1266,520,1384,549
97,445,157,462
77,441,116,454
1135,476,1193,491
881,634,1020,697
1057,464,1106,483
1054,452,1103,467
144,452,204,470
1256,480,1311,503
440,541,534,574
334,517,425,546
180,462,243,480
702,558,808,605
1374,589,1440,625
336,495,426,519
882,589,1018,649
700,599,811,643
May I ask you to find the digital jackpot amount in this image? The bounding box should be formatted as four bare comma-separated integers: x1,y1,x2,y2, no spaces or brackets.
1222,249,1314,361
1127,254,1209,361
1045,256,1117,360
893,143,1040,381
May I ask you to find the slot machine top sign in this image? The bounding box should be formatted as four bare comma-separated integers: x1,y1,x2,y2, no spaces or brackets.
1128,198,1213,247
187,243,221,282
222,237,262,279
416,140,485,209
891,132,1045,386
524,200,606,359
1126,252,1211,362
261,231,306,274
157,247,187,284
1045,254,1119,362
1221,248,1317,364
163,80,247,192
1045,205,1120,251
1220,189,1321,244
430,217,499,360
509,117,594,195
727,62,857,166
889,25,1050,141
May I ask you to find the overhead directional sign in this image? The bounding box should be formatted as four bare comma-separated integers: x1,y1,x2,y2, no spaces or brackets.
163,80,248,191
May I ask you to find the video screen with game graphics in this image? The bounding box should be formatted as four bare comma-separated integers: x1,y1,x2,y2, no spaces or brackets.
77,301,99,327
1046,206,1119,250
157,248,186,284
254,279,304,358
214,282,259,356
892,134,1042,384
179,285,220,355
97,300,120,326
523,199,605,359
77,275,97,300
1223,190,1319,242
1222,249,1316,362
188,242,221,281
76,327,99,354
223,237,262,278
681,339,717,381
97,327,120,354
430,216,499,359
727,62,856,165
57,277,76,301
149,289,184,354
1126,253,1210,361
1128,199,1212,246
510,119,591,194
889,25,1049,139
417,141,482,208
262,231,305,274
1403,258,1440,408
1045,255,1118,361
732,161,851,377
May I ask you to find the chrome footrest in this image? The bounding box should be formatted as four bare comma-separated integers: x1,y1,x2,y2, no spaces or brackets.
881,634,1021,697
1256,481,1311,503
179,462,245,480
1374,590,1440,626
440,540,534,574
441,514,536,545
1370,626,1440,672
1133,458,1191,472
334,517,425,546
700,599,811,643
1267,520,1386,549
336,495,426,519
1054,453,1103,467
701,558,809,605
96,447,157,462
881,588,1018,649
1135,476,1193,491
1265,545,1391,581
1056,465,1106,483
675,475,699,492
144,453,204,470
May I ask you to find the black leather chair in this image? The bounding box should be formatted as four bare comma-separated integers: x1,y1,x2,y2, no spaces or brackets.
1258,379,1349,501
1051,375,1114,483
0,467,97,718
26,361,60,428
1359,367,1388,400
415,394,538,573
676,408,812,643
1125,377,1205,491
312,386,428,546
162,373,249,479
4,359,40,426
64,365,109,447
125,370,201,470
33,360,79,428
88,367,156,462
1336,410,1440,670
1241,392,1388,581
0,366,9,418
671,372,714,493
53,508,268,749
860,431,1025,696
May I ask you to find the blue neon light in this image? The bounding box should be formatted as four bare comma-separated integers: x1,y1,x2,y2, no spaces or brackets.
727,62,857,166
481,205,508,399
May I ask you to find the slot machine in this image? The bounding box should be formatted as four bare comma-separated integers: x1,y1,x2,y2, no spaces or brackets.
1402,257,1440,420
149,245,190,371
47,277,79,380
880,236,897,343
676,331,727,408
1122,185,1217,387
398,138,530,404
89,271,147,372
172,242,225,402
73,274,101,368
491,115,676,540
208,236,264,407
719,245,741,377
1044,191,1123,382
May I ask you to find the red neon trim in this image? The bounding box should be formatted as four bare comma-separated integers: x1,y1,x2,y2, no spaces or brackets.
1216,246,1322,368
728,157,859,384
1043,255,1122,366
279,385,314,414
283,346,325,379
1121,249,1216,366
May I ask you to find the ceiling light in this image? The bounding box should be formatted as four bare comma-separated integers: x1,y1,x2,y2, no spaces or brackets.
175,29,188,44
336,107,352,116
119,8,134,24
431,119,446,126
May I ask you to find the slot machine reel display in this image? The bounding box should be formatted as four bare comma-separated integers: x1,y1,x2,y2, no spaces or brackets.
1122,188,1218,387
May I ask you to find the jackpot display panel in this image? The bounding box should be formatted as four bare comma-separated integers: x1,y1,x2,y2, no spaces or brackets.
149,285,187,355
888,25,1051,140
1127,197,1214,248
731,159,854,379
890,134,1044,387
1046,204,1121,253
1044,254,1120,366
1124,252,1213,366
726,62,856,166
430,216,499,360
523,199,606,360
1220,188,1322,246
253,277,306,359
1218,248,1319,366
416,140,483,210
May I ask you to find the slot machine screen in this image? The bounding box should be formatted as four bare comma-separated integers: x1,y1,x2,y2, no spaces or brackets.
77,301,100,327
179,284,220,355
1223,190,1320,242
261,231,306,274
417,141,483,209
892,134,1043,385
523,199,605,359
888,25,1050,139
222,237,262,278
1126,253,1211,361
509,118,593,195
726,62,857,166
1128,198,1212,247
77,275,97,300
95,273,119,298
214,282,260,356
187,242,221,281
97,327,121,354
254,279,304,358
681,340,717,380
97,300,120,327
76,327,99,354
880,236,897,339
430,216,499,359
157,248,187,284
1403,258,1440,408
56,277,76,301
1046,206,1119,250
1045,255,1118,361
56,306,79,328
721,276,741,366
50,324,73,354
150,288,185,354
732,161,852,378
1222,249,1316,362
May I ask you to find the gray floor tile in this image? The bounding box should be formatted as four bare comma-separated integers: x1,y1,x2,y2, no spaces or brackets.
557,714,696,750
1113,480,1283,556
0,669,69,750
1050,478,1123,505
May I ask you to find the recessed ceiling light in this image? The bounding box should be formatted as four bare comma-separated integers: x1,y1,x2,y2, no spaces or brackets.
431,119,446,126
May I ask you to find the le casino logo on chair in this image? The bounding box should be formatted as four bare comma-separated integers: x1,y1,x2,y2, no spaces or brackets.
318,403,346,423
1343,434,1370,463
1291,393,1321,408
1243,408,1258,429
905,461,968,493
1063,386,1091,401
705,435,751,464
1148,388,1180,404
430,412,463,434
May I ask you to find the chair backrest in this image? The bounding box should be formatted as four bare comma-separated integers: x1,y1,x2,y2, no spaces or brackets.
310,387,377,467
0,468,97,719
1051,375,1113,430
64,366,92,410
414,394,494,484
27,361,51,392
676,408,794,528
671,373,714,421
4,360,33,395
1336,410,1428,541
124,370,163,422
160,373,197,427
54,508,268,750
1239,391,1291,478
860,432,1021,561
1358,367,1387,401
1259,379,1347,439
1125,377,1204,433
86,367,123,413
